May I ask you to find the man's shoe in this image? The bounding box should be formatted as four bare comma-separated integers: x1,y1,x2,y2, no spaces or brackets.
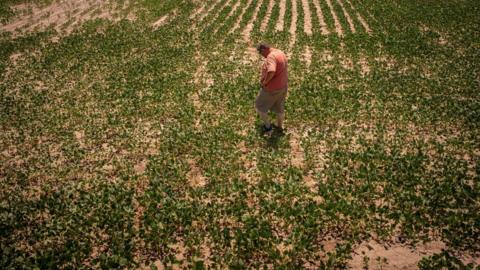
272,124,284,133
262,124,273,133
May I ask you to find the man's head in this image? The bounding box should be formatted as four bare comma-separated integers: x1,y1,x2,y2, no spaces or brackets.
256,42,271,58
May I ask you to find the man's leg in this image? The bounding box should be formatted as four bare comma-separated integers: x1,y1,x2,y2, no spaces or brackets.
256,108,271,128
276,113,284,129
272,88,287,130
255,89,273,130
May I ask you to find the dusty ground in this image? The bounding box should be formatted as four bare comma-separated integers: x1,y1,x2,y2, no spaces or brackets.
0,0,136,36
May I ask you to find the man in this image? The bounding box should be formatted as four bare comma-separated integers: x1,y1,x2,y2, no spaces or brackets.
255,43,288,133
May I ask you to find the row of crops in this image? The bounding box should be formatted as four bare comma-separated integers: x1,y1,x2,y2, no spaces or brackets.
1,0,479,268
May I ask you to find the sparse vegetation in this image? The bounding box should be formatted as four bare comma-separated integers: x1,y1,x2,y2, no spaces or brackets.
1,0,479,268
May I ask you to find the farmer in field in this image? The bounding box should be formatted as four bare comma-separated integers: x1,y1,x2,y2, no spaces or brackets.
255,43,288,133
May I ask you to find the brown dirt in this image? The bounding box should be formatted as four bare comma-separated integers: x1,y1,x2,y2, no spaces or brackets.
1,0,135,36
190,2,206,19
186,158,207,187
167,240,189,268
133,159,148,174
74,130,86,149
345,0,372,33
322,238,339,254
375,55,397,70
335,0,355,33
260,0,275,32
303,45,312,68
277,242,294,256
320,50,334,69
230,0,254,34
238,141,259,184
303,173,317,192
207,0,232,28
275,0,286,31
243,46,260,64
152,15,169,29
301,0,312,35
289,0,298,36
312,0,330,35
198,238,214,267
325,0,344,37
341,56,354,70
289,130,304,169
213,0,241,34
151,260,165,270
420,24,450,46
191,92,202,112
348,240,447,269
242,0,264,42
358,54,370,76
198,0,223,22
307,134,329,185
225,1,242,24
287,0,298,58
9,52,23,64
191,51,213,114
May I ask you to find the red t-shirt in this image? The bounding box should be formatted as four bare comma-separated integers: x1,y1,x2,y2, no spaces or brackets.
261,49,288,92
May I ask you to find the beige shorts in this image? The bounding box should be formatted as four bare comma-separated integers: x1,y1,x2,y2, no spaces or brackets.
255,88,288,114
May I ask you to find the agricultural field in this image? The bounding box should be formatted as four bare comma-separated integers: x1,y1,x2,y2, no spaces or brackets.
1,0,479,268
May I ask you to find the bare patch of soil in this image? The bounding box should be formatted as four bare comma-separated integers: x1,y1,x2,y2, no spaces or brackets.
190,2,206,19
303,173,317,192
341,56,354,70
186,158,207,188
242,46,260,64
358,54,370,76
230,0,254,34
191,53,213,113
152,15,169,29
287,0,298,59
198,0,223,22
322,238,338,254
303,45,312,68
312,0,329,35
151,8,177,30
375,55,397,70
238,141,259,184
320,50,334,68
134,159,148,174
325,0,344,37
1,0,135,36
345,0,372,33
167,240,189,269
277,242,294,256
275,0,286,31
289,0,298,39
289,130,304,169
74,130,86,149
198,238,214,268
191,92,202,112
260,0,275,32
419,24,450,46
301,0,312,35
218,0,241,33
242,0,263,42
9,52,23,65
207,0,233,29
335,0,355,33
151,260,165,270
348,240,447,269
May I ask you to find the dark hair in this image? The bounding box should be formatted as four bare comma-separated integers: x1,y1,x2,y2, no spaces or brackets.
256,42,271,53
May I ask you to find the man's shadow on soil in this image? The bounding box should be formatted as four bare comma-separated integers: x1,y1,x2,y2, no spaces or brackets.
256,125,285,149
